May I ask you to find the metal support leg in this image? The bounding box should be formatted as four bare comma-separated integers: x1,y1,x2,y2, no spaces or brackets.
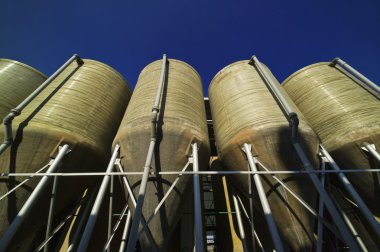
247,164,256,251
243,143,284,252
232,191,249,252
120,210,132,252
67,188,98,252
107,173,114,252
103,204,129,251
236,195,264,252
316,160,326,252
115,163,157,251
0,144,70,251
192,143,204,252
44,169,60,252
293,143,360,251
321,145,380,239
137,161,191,236
77,145,119,252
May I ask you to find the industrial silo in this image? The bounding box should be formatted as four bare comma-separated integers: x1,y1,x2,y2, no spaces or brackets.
0,59,47,121
209,60,320,251
113,58,210,251
0,58,132,251
282,62,380,215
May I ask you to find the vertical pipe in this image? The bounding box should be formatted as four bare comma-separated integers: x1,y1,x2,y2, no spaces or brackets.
119,210,132,252
107,173,114,252
44,172,60,252
77,145,119,252
232,192,249,252
0,144,70,251
330,58,380,94
126,54,167,252
316,161,326,252
192,143,204,252
243,143,284,252
247,164,256,251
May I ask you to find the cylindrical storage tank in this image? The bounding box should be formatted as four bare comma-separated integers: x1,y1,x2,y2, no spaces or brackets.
113,58,210,251
0,59,132,251
282,62,380,215
0,59,47,121
209,60,320,251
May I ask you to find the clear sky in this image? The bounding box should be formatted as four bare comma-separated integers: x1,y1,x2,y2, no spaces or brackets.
1,0,379,95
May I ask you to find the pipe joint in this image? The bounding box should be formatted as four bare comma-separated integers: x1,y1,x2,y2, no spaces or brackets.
75,56,84,65
329,57,340,66
288,112,299,142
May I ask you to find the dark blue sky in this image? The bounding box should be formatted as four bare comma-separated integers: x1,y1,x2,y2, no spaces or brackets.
1,0,379,95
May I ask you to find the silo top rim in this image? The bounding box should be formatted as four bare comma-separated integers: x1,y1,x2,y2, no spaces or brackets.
208,60,269,93
82,58,132,93
0,58,47,78
142,58,202,81
282,62,330,86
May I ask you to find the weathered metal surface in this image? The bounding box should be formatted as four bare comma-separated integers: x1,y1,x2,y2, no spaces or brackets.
113,58,210,251
209,60,320,251
282,62,380,215
0,59,47,122
0,59,131,251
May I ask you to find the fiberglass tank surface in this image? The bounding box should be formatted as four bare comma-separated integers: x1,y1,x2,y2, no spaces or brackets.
0,59,47,121
282,62,380,215
209,60,320,251
0,59,132,251
113,58,210,251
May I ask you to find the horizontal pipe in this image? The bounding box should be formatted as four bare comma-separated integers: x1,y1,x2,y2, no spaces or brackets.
0,54,83,156
331,57,380,94
77,145,120,252
2,169,380,177
0,144,70,251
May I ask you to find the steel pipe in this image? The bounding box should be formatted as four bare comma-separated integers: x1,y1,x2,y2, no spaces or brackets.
250,56,299,140
320,145,380,239
0,55,83,156
119,210,132,252
363,142,380,163
243,143,284,252
77,145,120,252
44,171,60,252
3,168,380,177
192,143,204,252
232,191,249,252
126,54,167,252
316,160,326,252
67,188,98,252
330,58,380,94
0,144,70,251
115,163,158,250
